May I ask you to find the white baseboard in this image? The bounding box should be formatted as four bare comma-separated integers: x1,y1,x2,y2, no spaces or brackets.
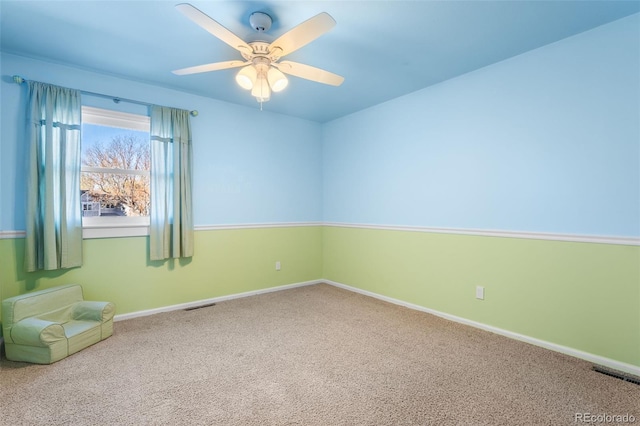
113,279,323,322
324,279,640,377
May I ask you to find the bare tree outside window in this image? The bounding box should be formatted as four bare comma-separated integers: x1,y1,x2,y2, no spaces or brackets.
81,135,150,216
80,107,151,220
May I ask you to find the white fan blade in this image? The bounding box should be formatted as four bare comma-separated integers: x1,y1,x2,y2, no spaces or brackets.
176,3,251,54
172,60,248,76
269,13,336,57
276,61,344,86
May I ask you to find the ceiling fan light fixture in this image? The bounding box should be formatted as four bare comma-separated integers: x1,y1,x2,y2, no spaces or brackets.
251,75,271,102
235,65,257,90
174,4,344,108
267,67,288,92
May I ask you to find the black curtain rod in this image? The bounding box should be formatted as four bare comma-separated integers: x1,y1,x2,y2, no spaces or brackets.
12,75,198,117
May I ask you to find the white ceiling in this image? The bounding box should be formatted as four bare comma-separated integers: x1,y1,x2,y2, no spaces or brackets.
2,1,639,122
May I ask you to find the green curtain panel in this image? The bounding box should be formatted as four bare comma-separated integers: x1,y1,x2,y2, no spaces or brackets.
25,81,83,271
149,106,194,260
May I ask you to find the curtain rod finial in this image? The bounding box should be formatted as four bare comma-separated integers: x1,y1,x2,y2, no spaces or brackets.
13,75,25,84
190,110,198,117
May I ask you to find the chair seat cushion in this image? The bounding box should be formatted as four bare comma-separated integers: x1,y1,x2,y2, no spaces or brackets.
63,320,102,355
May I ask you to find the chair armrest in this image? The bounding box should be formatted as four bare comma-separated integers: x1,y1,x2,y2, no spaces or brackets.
10,317,66,346
72,301,116,322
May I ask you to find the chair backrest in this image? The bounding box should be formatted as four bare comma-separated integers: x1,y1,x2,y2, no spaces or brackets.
2,284,84,331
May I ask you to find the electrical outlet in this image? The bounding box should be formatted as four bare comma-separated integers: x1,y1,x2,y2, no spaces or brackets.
275,261,281,271
476,286,485,300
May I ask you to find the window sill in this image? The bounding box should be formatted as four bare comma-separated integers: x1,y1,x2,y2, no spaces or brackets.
83,225,149,239
82,217,150,239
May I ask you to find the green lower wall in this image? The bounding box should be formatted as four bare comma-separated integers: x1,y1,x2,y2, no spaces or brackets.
2,225,638,368
0,226,323,323
322,226,640,367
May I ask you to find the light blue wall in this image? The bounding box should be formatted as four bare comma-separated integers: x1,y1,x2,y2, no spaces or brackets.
0,53,323,231
3,14,639,236
323,14,640,237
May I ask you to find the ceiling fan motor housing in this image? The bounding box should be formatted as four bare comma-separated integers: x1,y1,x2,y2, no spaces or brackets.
249,12,272,32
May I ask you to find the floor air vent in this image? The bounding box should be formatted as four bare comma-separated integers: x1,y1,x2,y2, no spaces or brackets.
593,366,640,386
184,303,216,311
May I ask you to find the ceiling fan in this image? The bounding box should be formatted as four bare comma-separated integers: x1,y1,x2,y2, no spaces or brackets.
172,3,344,104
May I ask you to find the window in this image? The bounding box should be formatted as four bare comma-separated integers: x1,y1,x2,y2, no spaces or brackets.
81,106,150,237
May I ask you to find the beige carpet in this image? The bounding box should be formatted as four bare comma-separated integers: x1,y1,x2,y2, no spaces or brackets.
1,283,637,425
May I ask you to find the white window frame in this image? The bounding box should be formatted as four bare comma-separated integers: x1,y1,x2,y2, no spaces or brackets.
81,106,151,239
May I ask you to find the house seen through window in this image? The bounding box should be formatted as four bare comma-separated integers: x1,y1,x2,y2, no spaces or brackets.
81,106,150,225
